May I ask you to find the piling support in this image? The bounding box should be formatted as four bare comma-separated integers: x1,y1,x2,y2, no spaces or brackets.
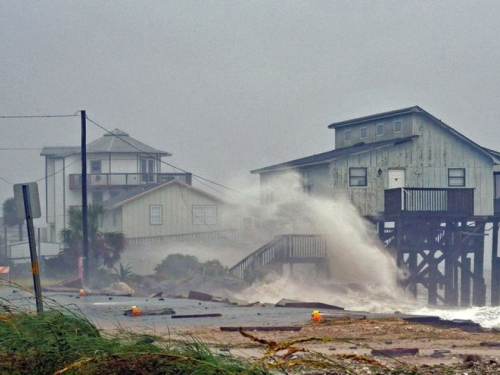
460,256,471,307
491,221,500,306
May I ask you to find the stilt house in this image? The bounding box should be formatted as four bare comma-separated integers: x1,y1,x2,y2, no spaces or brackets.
250,106,500,307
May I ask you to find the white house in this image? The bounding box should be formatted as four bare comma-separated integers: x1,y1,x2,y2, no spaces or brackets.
100,180,251,274
40,128,191,242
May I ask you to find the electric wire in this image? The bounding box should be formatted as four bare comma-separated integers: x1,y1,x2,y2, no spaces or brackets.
0,114,78,119
85,115,259,201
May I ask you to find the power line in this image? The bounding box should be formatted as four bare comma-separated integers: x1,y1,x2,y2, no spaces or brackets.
85,115,259,201
0,114,78,119
0,148,43,151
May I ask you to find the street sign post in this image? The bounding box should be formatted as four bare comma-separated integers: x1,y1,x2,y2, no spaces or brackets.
13,182,43,313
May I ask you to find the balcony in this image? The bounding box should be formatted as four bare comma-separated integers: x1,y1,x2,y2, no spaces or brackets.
69,173,192,189
384,188,474,218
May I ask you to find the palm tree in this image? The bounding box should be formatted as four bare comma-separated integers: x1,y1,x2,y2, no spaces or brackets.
2,197,23,241
59,205,125,273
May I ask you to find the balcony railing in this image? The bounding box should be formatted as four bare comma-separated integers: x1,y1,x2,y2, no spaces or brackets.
69,173,192,189
384,188,474,217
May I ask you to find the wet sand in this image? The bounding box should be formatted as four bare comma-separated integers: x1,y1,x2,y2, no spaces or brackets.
109,316,500,374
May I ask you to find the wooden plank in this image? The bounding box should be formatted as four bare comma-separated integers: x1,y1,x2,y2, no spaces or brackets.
220,326,302,332
172,313,222,319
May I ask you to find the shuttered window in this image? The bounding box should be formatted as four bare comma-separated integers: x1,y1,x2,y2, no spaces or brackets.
193,205,217,225
349,167,367,187
448,168,466,187
150,205,163,225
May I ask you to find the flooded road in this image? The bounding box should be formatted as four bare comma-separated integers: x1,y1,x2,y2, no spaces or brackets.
1,289,315,330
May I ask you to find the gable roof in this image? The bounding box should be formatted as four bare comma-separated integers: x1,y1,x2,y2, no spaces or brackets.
40,128,171,157
329,106,500,164
103,180,228,210
251,136,419,174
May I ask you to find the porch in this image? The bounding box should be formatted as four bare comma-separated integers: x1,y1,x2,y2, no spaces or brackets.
69,172,192,189
384,188,475,218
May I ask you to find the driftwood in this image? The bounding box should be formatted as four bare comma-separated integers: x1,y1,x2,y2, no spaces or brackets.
123,308,175,316
171,313,222,319
220,326,302,332
371,348,419,357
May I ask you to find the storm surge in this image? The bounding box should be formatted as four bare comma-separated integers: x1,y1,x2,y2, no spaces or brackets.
234,171,418,312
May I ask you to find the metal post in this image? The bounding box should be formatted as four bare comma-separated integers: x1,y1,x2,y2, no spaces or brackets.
37,228,43,278
22,184,43,313
491,221,499,305
81,110,89,287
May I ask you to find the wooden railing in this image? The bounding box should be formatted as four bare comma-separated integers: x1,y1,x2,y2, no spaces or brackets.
229,234,327,279
384,188,474,217
69,173,192,189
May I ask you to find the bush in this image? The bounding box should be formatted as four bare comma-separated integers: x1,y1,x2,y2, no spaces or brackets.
154,254,228,280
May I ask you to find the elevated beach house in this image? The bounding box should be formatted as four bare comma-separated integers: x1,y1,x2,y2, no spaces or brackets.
250,106,500,306
40,129,191,242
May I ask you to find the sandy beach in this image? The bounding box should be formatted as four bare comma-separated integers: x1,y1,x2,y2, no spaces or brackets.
139,316,500,374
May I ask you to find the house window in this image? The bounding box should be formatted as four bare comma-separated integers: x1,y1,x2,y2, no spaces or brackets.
150,205,163,225
92,191,103,204
344,130,351,142
90,160,101,174
112,210,118,226
394,121,402,133
110,190,120,198
302,170,313,194
448,168,466,187
360,127,367,139
376,124,384,136
349,167,367,187
193,205,217,225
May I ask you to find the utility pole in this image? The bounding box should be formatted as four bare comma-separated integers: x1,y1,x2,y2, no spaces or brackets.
81,110,89,287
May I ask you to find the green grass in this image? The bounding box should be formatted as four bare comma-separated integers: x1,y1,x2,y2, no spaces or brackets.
0,284,268,375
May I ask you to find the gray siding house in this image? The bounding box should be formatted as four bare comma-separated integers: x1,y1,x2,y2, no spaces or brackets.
252,106,500,218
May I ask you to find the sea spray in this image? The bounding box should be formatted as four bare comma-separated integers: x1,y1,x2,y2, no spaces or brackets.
235,171,418,311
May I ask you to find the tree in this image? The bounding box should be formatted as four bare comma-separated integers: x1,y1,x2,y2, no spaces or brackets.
59,205,126,274
2,197,23,241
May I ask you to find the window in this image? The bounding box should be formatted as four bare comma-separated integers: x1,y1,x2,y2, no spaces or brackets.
92,191,103,204
448,168,466,187
376,124,384,136
302,170,313,194
394,121,402,133
140,158,155,182
193,205,217,225
110,190,120,198
90,160,101,174
344,130,351,142
150,205,163,225
349,167,367,187
360,127,367,139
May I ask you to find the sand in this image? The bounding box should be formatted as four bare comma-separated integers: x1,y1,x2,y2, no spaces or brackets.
124,316,500,374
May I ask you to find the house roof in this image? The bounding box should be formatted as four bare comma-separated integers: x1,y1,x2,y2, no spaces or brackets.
40,128,171,157
328,106,500,164
251,136,419,174
103,180,228,210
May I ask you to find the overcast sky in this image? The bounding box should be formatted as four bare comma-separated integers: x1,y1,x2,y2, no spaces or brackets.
1,0,500,212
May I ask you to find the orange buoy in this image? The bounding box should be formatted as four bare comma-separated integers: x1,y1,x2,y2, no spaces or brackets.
311,310,322,322
131,305,142,316
79,289,85,297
